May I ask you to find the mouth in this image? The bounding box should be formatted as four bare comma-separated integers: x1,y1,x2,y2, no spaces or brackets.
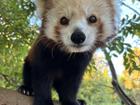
64,44,92,53
70,44,86,48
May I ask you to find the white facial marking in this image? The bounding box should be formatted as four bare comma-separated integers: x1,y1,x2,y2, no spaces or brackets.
45,11,58,42
75,18,97,45
61,17,97,52
35,0,121,53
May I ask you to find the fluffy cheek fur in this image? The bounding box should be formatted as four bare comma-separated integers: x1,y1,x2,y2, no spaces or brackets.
46,16,98,53
60,21,98,52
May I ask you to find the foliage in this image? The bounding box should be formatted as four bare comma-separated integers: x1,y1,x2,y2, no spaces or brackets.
105,14,140,73
121,70,140,89
79,75,121,105
0,0,37,89
123,47,140,73
121,14,140,37
121,47,140,89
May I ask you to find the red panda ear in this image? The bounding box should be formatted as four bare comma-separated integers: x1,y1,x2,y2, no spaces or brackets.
35,0,53,18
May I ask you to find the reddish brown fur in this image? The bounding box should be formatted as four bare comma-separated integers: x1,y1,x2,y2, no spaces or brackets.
55,25,61,35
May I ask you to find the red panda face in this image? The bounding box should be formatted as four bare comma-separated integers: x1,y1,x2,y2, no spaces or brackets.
35,0,120,53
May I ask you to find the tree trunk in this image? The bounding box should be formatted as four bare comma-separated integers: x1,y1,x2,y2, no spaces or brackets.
0,87,60,105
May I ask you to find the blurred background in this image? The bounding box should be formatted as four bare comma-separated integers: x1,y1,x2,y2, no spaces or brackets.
0,0,140,105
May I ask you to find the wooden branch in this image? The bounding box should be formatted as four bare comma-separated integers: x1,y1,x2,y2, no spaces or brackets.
0,87,60,105
103,49,136,105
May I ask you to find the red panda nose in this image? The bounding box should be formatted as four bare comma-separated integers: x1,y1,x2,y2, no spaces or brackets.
71,30,86,44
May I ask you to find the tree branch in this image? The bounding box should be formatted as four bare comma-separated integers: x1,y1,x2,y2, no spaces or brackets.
0,73,12,85
103,49,136,105
121,1,140,16
0,87,60,105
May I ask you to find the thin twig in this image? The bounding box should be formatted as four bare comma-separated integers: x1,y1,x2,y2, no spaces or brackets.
121,1,140,16
97,83,113,89
0,73,12,85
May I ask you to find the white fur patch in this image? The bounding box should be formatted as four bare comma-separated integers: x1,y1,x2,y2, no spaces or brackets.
34,0,45,18
34,0,121,53
61,17,97,52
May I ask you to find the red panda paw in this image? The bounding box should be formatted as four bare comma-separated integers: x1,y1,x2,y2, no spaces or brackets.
18,85,34,96
78,99,86,105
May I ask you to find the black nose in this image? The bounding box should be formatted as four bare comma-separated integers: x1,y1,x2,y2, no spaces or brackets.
71,30,86,44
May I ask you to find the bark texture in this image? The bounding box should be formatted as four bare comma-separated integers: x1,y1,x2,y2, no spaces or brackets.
0,88,60,105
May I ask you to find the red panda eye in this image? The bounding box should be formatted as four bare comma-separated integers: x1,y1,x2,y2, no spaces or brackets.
60,17,69,25
88,15,97,23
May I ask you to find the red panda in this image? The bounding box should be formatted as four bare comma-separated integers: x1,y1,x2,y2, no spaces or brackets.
18,0,120,105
